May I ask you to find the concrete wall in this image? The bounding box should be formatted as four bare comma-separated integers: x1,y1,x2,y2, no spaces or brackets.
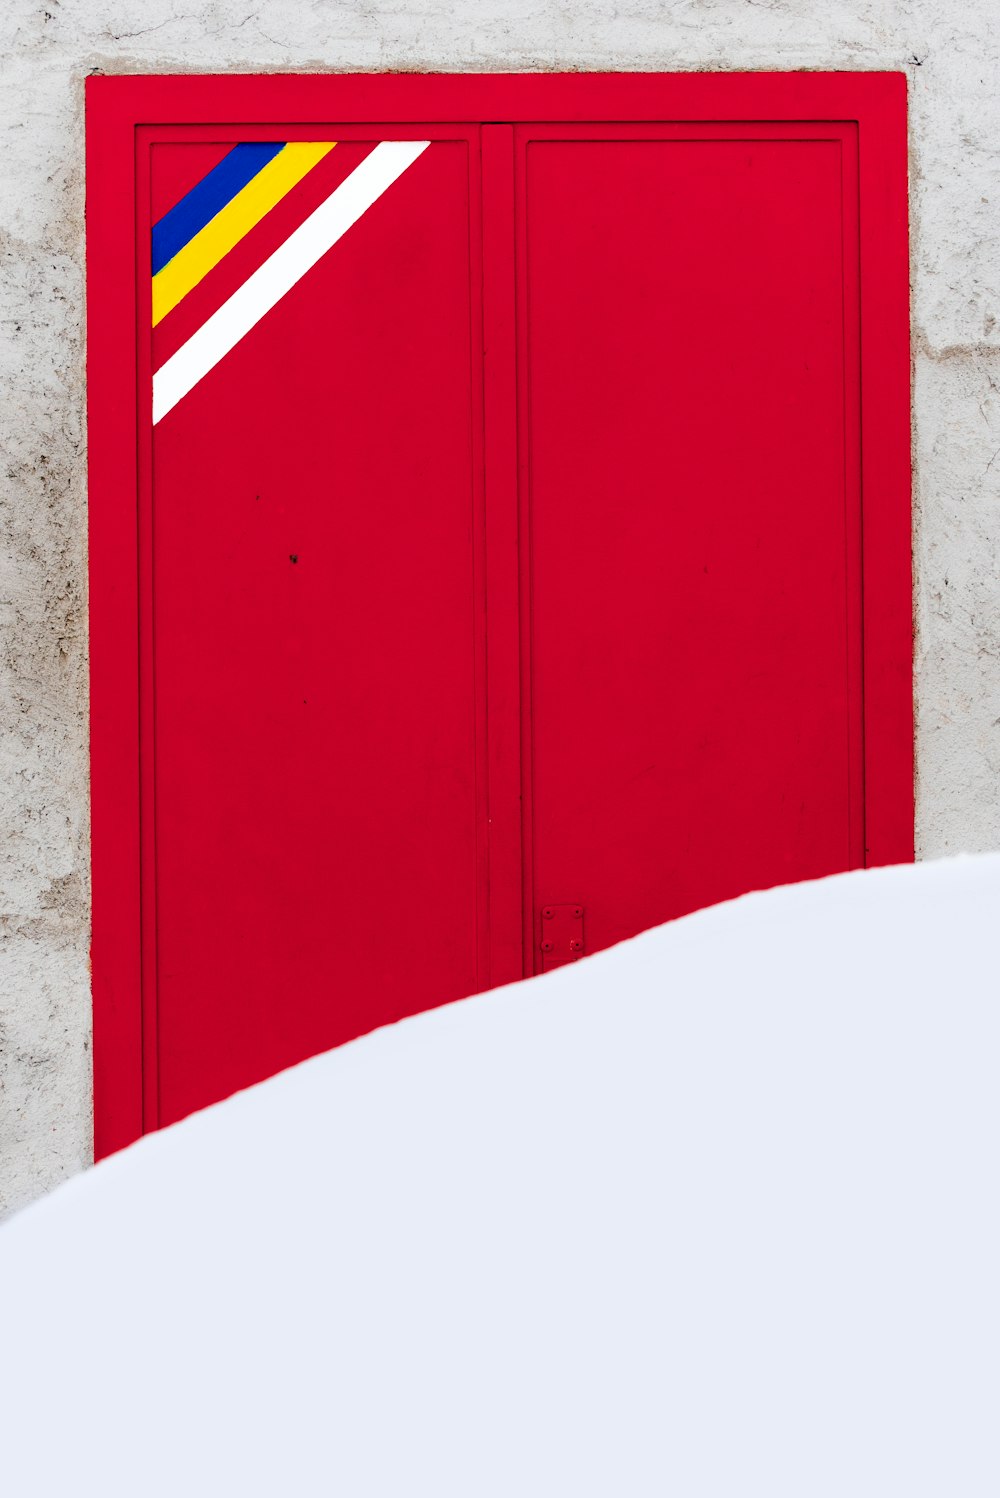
2,0,998,1217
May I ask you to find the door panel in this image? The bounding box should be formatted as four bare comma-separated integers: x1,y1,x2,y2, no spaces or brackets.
148,132,486,1126
518,127,863,966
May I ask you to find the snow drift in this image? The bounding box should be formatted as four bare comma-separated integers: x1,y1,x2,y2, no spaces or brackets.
1,856,998,1495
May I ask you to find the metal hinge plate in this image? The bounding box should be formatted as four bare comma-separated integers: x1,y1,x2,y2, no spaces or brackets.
539,904,585,972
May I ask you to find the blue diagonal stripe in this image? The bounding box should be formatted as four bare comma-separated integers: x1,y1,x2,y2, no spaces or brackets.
152,142,286,275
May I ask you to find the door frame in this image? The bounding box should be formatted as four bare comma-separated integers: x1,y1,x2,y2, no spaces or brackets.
88,72,912,1157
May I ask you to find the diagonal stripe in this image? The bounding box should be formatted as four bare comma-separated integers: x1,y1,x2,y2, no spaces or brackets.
152,143,284,275
152,142,336,327
151,143,369,372
152,141,430,425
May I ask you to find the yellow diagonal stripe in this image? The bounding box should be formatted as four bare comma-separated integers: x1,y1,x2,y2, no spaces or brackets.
152,141,336,327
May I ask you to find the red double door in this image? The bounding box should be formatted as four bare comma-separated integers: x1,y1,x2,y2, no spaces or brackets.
109,84,911,1131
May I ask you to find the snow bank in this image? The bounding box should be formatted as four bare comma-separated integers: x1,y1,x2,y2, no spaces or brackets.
2,857,998,1495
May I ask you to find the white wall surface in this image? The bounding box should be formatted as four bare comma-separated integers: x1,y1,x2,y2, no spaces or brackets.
1,0,998,1216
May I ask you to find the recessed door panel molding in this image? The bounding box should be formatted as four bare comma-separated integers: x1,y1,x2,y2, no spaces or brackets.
515,122,867,967
139,128,487,1131
88,75,912,1155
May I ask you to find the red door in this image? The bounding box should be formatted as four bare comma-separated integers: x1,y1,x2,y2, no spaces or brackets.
146,132,487,1128
88,77,912,1152
519,124,864,960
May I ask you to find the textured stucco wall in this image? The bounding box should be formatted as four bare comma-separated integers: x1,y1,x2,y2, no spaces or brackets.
1,0,998,1217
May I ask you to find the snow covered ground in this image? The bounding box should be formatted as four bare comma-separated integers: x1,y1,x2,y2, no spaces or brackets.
1,856,998,1495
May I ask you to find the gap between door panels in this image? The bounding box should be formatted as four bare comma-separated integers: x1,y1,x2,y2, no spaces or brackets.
480,124,526,987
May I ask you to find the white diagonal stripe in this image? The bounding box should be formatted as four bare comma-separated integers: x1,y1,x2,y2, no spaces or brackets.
152,140,430,424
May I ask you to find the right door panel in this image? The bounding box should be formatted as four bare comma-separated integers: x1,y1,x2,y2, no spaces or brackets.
518,124,864,968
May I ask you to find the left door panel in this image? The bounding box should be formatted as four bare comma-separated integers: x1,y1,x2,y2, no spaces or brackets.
141,128,486,1128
